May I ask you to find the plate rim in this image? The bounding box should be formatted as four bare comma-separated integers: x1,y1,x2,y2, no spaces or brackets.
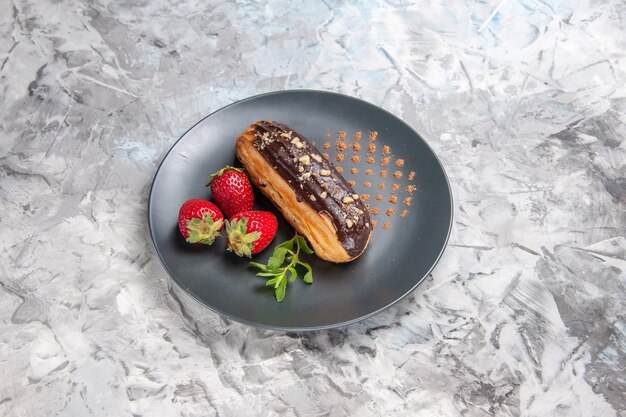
148,89,454,332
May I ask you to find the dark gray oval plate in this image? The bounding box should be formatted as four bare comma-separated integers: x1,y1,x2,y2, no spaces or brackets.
149,90,452,331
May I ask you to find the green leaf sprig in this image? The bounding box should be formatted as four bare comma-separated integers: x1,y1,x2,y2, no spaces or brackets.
250,233,314,302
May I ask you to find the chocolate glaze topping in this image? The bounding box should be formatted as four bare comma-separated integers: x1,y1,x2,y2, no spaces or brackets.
252,121,371,257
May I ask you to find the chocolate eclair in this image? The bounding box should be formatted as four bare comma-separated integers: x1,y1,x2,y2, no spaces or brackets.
235,121,372,263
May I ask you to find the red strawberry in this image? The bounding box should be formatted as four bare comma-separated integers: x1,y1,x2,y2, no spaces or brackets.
226,211,278,257
207,166,254,217
178,199,224,245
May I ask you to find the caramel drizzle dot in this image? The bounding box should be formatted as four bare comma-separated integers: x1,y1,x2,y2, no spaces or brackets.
350,167,358,174
382,145,391,155
379,170,387,178
353,143,361,152
361,194,370,201
322,153,329,160
371,219,377,228
364,181,372,188
371,207,379,215
380,157,390,166
365,169,373,175
403,197,412,206
336,153,345,162
354,131,362,142
369,131,378,142
393,170,402,179
339,130,348,140
382,222,391,229
336,166,343,173
348,180,356,186
400,209,408,218
366,157,375,165
395,159,405,167
325,132,332,139
367,144,376,154
386,208,395,217
408,171,416,181
336,142,347,152
391,183,400,192
377,182,385,189
406,185,417,193
351,155,360,164
375,194,383,202
323,141,331,149
389,196,397,204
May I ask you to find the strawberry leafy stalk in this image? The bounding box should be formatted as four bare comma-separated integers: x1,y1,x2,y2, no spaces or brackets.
250,233,314,302
185,212,223,244
225,217,261,257
205,165,244,186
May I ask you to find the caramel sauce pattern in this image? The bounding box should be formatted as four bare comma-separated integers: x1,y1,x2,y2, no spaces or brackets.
316,129,418,231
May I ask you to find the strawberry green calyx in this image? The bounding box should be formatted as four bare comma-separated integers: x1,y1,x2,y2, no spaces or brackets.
185,212,223,244
206,166,244,186
226,218,261,258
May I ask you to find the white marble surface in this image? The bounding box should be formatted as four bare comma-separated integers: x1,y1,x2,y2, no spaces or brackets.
1,0,625,415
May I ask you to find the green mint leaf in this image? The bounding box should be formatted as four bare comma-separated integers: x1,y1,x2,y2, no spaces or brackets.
249,262,268,272
276,236,296,251
256,272,278,277
287,266,297,283
265,277,279,286
275,278,287,302
296,234,314,254
268,247,289,269
299,262,313,283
